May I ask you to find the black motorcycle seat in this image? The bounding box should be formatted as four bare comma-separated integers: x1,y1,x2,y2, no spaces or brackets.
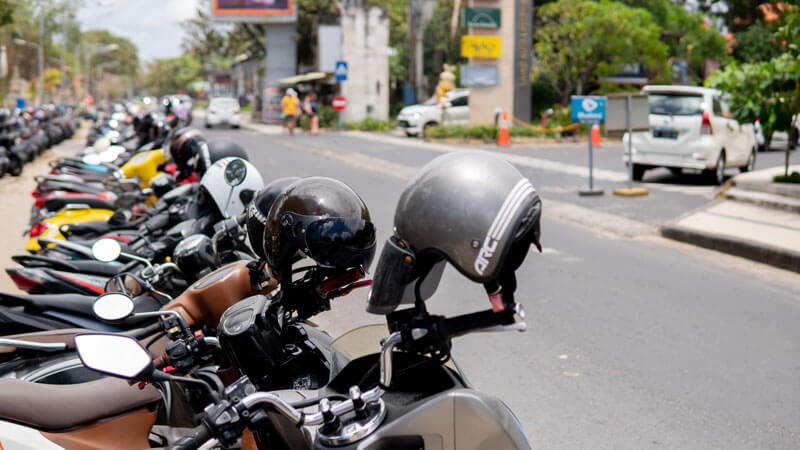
0,292,97,318
0,377,160,431
11,255,124,277
43,196,115,212
59,220,113,237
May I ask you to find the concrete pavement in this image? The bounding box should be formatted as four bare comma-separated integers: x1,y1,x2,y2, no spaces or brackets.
204,127,800,448
663,166,800,273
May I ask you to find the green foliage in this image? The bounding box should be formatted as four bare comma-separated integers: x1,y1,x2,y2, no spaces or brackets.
534,0,668,105
773,172,800,184
82,29,139,77
0,0,15,27
425,124,563,140
731,22,782,63
317,105,338,129
620,0,729,82
706,10,800,176
346,117,392,132
140,54,203,97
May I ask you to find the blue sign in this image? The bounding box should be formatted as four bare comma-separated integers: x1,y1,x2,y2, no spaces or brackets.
335,61,348,82
570,96,606,124
16,98,26,109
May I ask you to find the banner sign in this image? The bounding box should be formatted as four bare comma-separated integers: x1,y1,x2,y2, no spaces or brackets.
460,65,499,88
461,36,502,59
571,96,607,124
463,8,501,29
212,0,296,23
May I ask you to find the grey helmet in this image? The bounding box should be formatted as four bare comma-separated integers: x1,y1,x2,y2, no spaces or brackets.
367,150,541,315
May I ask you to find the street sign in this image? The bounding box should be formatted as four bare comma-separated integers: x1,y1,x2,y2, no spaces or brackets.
463,7,501,29
332,96,347,111
461,36,502,59
16,98,25,109
335,61,348,82
570,96,607,124
605,94,650,132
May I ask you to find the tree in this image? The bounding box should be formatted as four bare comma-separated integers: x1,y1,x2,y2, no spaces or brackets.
140,54,203,97
618,0,729,83
706,11,800,176
534,0,668,105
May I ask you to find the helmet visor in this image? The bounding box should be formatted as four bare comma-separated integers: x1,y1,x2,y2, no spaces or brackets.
304,217,376,270
366,236,445,315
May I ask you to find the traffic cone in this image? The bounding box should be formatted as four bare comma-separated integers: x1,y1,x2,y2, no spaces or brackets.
591,123,601,147
498,111,510,147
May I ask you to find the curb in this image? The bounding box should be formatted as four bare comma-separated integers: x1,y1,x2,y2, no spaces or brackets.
661,224,800,274
724,188,800,213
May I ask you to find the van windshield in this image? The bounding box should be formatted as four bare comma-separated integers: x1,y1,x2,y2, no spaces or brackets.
649,94,704,116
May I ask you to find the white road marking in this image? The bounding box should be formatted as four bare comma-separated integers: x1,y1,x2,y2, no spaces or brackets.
348,132,717,198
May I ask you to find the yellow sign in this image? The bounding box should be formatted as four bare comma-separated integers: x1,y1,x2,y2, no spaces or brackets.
461,36,502,59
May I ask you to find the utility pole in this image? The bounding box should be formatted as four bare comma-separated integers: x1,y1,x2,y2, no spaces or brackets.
60,12,67,102
37,7,45,105
74,43,80,100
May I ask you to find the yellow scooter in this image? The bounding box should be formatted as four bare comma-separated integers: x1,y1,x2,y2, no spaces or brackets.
26,149,171,252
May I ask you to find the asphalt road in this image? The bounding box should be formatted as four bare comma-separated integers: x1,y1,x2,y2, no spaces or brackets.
205,127,800,449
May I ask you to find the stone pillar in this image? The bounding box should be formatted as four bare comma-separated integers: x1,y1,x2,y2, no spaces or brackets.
341,5,389,122
467,0,533,124
262,23,297,123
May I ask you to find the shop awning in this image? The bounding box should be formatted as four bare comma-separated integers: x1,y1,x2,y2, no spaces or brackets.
278,72,331,85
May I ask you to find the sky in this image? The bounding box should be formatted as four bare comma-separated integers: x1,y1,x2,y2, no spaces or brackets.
76,0,201,62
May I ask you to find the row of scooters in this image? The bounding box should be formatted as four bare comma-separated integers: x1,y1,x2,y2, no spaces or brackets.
0,106,80,177
0,104,537,448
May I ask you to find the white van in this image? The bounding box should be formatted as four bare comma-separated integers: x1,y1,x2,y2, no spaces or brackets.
626,85,757,184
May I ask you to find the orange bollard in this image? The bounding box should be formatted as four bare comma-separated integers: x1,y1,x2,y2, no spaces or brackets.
591,123,601,147
498,111,510,147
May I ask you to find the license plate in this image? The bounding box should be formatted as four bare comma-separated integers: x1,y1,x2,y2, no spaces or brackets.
653,129,679,139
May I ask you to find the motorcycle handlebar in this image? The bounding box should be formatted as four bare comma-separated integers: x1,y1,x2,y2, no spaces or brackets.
166,423,212,450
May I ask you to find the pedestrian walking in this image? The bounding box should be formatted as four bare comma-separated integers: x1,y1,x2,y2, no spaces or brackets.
281,88,300,136
304,92,319,135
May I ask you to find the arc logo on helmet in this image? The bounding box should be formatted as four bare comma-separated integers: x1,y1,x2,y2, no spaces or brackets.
474,179,537,275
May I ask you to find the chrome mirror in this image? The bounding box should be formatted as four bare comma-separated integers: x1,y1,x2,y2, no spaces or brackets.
75,333,153,380
91,238,122,262
92,293,135,322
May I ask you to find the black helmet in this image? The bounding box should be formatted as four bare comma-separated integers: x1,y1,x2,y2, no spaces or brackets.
246,177,301,259
367,150,542,315
169,128,207,175
150,173,176,198
173,235,217,282
263,177,376,280
208,138,248,163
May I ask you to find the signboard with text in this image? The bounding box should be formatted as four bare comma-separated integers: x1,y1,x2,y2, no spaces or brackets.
462,8,501,29
461,36,502,59
211,0,296,23
570,96,607,124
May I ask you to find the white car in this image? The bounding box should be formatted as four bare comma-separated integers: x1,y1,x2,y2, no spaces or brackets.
626,85,757,184
397,89,469,137
205,97,241,129
754,114,799,151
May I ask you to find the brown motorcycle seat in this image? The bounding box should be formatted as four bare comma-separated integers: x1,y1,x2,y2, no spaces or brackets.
0,377,160,431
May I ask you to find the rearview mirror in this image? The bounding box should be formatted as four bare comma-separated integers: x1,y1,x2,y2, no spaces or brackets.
74,333,154,381
91,238,122,262
104,274,144,296
93,293,135,322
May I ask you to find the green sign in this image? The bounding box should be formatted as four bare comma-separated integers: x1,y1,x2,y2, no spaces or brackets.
463,7,501,29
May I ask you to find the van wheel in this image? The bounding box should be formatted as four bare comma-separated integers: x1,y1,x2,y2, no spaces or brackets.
706,151,726,184
632,164,646,181
422,122,436,138
740,148,756,173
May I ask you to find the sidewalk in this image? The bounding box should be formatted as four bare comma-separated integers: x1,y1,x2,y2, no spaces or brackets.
662,165,800,273
240,113,283,135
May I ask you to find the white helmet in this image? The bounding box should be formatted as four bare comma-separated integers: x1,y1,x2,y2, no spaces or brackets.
92,137,111,153
200,157,264,218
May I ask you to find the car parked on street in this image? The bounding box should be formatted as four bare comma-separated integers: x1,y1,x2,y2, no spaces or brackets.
754,114,799,151
397,89,469,137
625,85,757,184
205,96,241,129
